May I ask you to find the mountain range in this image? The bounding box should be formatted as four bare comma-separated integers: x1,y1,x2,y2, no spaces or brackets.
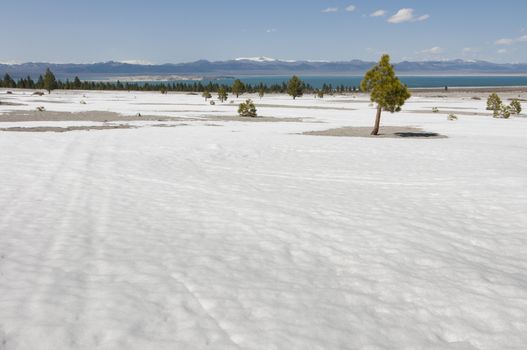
2,57,527,80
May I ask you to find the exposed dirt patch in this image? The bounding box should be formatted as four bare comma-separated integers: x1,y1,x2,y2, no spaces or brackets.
150,123,189,128
0,124,136,133
257,104,356,111
0,102,26,106
301,126,447,139
409,109,492,117
205,115,303,123
0,110,190,122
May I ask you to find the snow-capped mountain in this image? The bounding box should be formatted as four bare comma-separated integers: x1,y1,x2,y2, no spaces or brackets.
235,57,279,62
1,59,527,79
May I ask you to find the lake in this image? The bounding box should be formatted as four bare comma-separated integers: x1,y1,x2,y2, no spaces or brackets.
162,75,527,89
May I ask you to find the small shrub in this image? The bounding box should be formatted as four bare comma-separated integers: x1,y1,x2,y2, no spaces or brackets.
499,105,512,119
6,91,12,94
238,99,257,117
471,96,481,100
202,90,212,101
447,114,458,121
36,106,45,112
486,93,502,114
80,100,87,105
210,100,215,105
510,99,522,115
317,90,324,99
32,91,44,96
217,87,228,102
432,107,439,113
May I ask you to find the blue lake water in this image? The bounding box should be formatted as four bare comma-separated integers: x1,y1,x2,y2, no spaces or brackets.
163,75,527,89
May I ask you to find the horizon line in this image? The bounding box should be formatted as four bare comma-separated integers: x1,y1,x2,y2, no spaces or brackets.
2,58,527,66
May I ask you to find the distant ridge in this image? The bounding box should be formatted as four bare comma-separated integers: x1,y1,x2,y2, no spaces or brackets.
1,58,527,79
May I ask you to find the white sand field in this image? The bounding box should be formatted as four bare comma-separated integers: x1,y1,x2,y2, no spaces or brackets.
1,89,527,349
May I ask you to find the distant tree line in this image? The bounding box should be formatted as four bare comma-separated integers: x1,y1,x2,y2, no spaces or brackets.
1,69,360,95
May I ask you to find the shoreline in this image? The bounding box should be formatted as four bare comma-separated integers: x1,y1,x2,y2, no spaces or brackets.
409,86,527,93
3,85,527,95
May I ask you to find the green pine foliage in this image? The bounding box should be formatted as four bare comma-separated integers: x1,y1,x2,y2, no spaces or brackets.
202,90,212,101
510,99,522,115
218,87,228,102
232,79,246,98
486,93,502,116
73,76,82,89
360,54,411,135
286,75,305,99
238,99,257,117
500,105,512,119
43,68,57,94
2,73,16,88
258,85,265,99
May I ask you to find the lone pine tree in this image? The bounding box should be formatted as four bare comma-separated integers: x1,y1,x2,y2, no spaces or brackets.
43,68,57,94
287,75,305,99
360,54,410,135
218,87,228,102
232,79,246,98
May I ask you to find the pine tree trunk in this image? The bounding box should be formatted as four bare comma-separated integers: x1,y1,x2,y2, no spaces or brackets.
371,105,382,135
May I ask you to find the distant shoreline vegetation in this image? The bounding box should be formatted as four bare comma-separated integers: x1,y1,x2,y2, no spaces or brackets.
3,70,527,93
134,75,527,89
1,71,356,94
77,75,527,90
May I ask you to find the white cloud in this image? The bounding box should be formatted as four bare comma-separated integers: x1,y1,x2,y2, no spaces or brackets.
370,10,386,17
388,8,430,24
498,49,508,54
420,47,443,54
495,35,527,45
118,60,153,65
322,7,338,13
417,14,430,21
496,38,515,45
345,5,356,12
388,8,413,23
266,28,277,33
0,60,21,65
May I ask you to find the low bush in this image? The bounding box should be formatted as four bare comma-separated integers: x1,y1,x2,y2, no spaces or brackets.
487,93,502,115
510,99,522,115
500,105,512,119
238,99,257,117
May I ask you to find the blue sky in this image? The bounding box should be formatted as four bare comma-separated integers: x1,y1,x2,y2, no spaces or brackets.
1,0,525,64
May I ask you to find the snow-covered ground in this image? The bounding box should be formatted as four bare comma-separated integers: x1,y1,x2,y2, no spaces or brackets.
1,89,527,349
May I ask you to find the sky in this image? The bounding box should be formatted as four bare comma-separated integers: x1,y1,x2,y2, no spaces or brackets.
1,0,526,64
